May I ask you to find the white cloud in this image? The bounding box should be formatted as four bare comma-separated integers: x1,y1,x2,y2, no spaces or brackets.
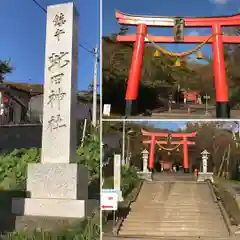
210,0,231,4
176,122,187,130
187,30,200,36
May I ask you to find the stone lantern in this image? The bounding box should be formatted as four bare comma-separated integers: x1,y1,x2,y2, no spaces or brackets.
142,149,149,173
201,149,210,173
137,149,152,181
198,149,214,183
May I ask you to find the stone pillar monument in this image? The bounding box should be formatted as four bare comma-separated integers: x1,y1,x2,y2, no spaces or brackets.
12,3,94,218
198,149,214,183
114,154,123,202
137,149,152,181
142,149,149,173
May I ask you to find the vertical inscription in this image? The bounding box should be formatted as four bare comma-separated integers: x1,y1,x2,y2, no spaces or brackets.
47,13,70,132
53,13,66,41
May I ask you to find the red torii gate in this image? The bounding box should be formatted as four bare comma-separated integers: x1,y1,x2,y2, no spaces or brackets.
141,129,197,173
115,11,240,118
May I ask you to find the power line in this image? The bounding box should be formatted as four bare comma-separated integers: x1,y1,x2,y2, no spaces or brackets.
30,0,95,55
32,0,46,13
79,43,95,54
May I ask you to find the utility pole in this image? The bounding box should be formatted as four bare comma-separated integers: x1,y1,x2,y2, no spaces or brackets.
92,45,98,127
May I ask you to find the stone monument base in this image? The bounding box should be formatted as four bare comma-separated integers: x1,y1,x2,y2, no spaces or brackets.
11,163,97,218
26,163,88,200
14,215,81,232
12,198,97,218
137,171,152,181
197,172,214,183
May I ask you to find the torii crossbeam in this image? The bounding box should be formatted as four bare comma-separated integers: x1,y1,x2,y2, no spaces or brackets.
115,11,240,118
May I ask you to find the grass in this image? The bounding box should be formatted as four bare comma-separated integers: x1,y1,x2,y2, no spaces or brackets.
1,214,100,239
229,180,240,184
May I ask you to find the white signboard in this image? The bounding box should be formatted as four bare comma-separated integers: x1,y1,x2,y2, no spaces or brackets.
103,104,111,116
101,189,118,211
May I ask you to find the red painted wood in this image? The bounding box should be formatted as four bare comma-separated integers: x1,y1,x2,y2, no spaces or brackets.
212,24,228,102
117,35,240,44
143,140,195,145
183,137,189,169
125,24,147,100
149,135,155,169
141,129,197,138
116,10,240,27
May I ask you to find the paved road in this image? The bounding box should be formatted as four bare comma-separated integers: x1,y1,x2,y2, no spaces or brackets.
103,105,240,120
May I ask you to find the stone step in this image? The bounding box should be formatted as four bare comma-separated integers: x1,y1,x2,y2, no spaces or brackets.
123,218,226,225
162,208,221,212
127,212,223,218
121,225,227,232
129,210,222,216
119,231,228,238
133,199,214,202
135,197,215,201
164,196,213,199
132,202,216,206
122,222,226,230
131,204,219,209
126,214,225,221
164,201,215,203
168,196,214,198
135,200,214,205
168,197,214,199
129,208,222,214
119,229,228,237
104,236,229,240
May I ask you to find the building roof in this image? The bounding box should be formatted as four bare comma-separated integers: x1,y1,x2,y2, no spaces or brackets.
1,82,43,96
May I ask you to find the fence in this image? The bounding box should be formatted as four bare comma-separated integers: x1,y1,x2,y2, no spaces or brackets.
0,120,88,153
0,124,42,153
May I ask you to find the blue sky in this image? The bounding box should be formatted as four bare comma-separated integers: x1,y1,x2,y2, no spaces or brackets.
151,121,187,131
103,0,240,60
136,121,188,131
142,120,239,132
0,0,99,90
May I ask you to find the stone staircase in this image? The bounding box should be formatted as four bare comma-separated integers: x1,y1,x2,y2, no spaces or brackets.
118,181,229,239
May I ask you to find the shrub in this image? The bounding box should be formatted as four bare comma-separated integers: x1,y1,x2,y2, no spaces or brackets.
0,148,40,190
77,128,100,182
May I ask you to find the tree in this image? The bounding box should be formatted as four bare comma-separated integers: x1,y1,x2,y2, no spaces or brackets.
183,122,240,178
0,60,13,82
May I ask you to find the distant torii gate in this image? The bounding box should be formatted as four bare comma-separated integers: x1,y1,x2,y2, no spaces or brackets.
116,11,240,118
141,129,197,173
